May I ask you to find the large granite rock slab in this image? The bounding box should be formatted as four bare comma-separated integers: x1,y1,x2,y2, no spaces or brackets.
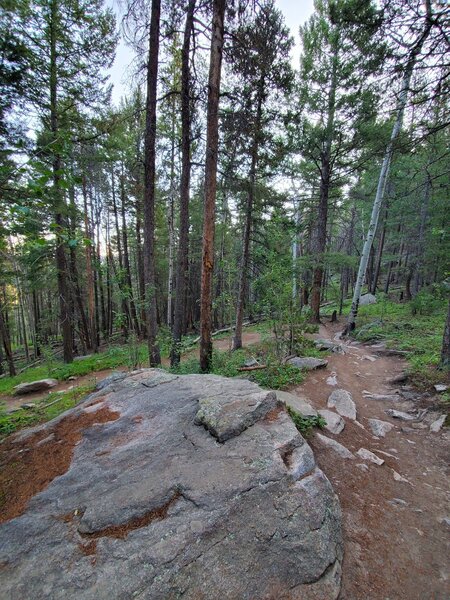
13,378,58,395
287,356,328,370
0,369,343,600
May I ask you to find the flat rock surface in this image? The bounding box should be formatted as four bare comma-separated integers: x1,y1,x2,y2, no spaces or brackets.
13,378,58,395
0,370,342,600
276,390,318,417
327,389,357,420
287,356,328,370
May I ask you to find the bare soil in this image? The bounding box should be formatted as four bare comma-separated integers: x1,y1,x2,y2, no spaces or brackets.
294,321,449,600
0,405,119,523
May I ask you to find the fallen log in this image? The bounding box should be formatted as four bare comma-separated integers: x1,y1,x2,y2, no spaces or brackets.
237,365,267,372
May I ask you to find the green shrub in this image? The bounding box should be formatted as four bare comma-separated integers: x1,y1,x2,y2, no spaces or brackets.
286,405,326,437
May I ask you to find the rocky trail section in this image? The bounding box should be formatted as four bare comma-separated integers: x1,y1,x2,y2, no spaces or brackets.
291,323,449,600
0,370,343,600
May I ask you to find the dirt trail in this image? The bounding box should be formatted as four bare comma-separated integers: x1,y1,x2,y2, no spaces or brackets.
293,321,449,600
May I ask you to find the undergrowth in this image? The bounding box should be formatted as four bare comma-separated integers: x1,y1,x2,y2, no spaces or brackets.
286,405,326,437
0,384,95,439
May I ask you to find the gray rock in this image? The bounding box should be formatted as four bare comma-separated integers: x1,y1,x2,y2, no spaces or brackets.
368,418,394,438
94,371,127,391
356,448,384,465
327,389,357,420
388,498,408,507
287,356,328,370
386,409,417,421
316,433,355,459
434,384,448,393
276,390,318,417
73,354,94,361
20,402,36,410
318,409,345,435
430,414,446,433
13,378,58,396
0,369,343,600
314,339,344,354
359,293,377,305
243,357,258,367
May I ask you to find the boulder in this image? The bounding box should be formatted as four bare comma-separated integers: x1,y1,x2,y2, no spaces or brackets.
327,389,357,420
430,414,446,433
318,409,345,435
359,293,377,306
13,378,58,396
314,339,344,354
287,356,328,370
0,369,343,600
276,390,318,417
368,418,394,438
356,448,384,466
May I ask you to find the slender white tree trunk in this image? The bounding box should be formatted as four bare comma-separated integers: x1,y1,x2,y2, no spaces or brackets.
344,8,433,333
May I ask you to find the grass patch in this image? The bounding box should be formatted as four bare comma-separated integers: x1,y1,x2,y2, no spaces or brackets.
286,405,326,437
351,296,448,389
0,384,95,439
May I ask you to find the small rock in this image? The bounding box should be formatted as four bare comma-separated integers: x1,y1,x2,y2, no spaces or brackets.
388,498,408,507
389,372,409,384
316,433,355,459
286,356,328,370
275,391,317,417
356,448,384,465
67,376,77,381
392,470,410,484
434,384,448,393
363,391,400,402
439,517,450,527
318,409,345,435
314,339,344,354
13,378,58,396
20,403,36,410
386,409,417,421
430,415,446,433
368,418,394,438
377,450,398,460
359,293,377,305
327,389,357,420
356,463,369,472
363,355,377,362
243,357,258,368
326,372,338,386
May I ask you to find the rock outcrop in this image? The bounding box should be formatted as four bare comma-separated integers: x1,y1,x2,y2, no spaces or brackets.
13,378,58,395
0,369,343,600
287,356,328,370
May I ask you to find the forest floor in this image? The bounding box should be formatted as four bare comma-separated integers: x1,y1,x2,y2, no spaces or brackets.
298,320,449,599
1,317,449,598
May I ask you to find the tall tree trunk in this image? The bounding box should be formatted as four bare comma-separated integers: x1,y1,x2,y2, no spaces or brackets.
412,172,431,296
171,0,195,366
82,177,97,351
440,298,450,370
0,299,15,376
370,202,388,294
344,6,433,334
111,169,130,338
50,0,72,362
143,0,161,366
310,45,338,323
199,0,226,372
120,171,140,335
233,85,264,350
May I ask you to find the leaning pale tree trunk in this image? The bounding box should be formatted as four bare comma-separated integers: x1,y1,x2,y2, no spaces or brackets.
344,8,433,334
199,0,226,372
143,0,161,366
441,297,450,370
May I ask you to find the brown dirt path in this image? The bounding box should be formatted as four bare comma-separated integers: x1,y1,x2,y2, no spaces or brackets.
292,321,449,600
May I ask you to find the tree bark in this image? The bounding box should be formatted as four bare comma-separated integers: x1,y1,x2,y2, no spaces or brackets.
199,0,226,372
171,0,195,366
233,84,264,350
50,0,72,363
440,297,450,370
143,0,161,366
0,298,16,376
